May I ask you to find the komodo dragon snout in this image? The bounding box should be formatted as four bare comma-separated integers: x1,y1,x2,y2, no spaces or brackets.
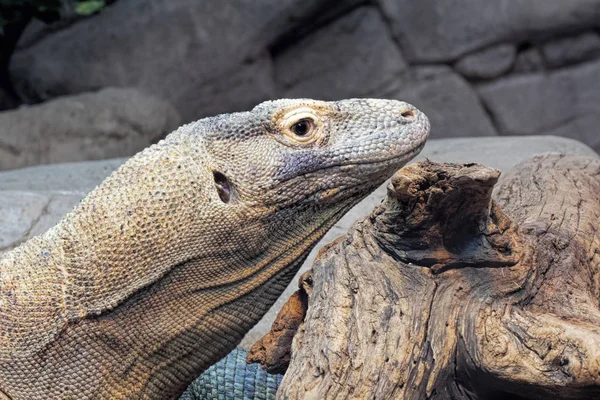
0,98,429,399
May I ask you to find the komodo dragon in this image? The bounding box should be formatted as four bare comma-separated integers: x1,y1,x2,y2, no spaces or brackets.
0,98,429,399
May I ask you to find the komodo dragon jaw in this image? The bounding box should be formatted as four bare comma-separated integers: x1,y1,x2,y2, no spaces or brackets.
0,99,429,399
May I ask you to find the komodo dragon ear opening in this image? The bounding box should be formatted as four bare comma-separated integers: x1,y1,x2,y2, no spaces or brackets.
213,171,232,203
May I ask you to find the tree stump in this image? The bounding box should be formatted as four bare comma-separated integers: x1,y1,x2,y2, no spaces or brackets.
250,153,600,399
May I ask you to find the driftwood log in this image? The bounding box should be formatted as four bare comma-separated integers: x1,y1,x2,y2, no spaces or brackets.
249,153,600,400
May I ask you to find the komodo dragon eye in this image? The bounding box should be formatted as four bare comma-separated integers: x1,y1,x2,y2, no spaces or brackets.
291,119,312,136
279,107,324,145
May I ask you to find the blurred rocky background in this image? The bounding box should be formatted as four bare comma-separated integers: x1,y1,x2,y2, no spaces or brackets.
1,0,600,171
1,0,600,351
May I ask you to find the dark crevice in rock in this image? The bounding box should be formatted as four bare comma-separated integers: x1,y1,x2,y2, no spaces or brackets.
373,0,413,66
477,93,503,134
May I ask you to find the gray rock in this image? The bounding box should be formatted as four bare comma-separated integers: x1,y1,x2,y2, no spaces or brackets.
0,88,180,171
544,114,600,155
178,53,276,120
0,136,596,347
378,0,600,62
0,192,84,252
10,0,353,122
0,157,128,252
0,191,51,250
275,6,407,99
478,74,564,136
454,44,516,80
541,32,600,68
382,66,497,139
0,158,126,193
478,59,600,152
419,136,597,172
513,46,546,73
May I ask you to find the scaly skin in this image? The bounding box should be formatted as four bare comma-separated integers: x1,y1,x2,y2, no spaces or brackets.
0,99,429,399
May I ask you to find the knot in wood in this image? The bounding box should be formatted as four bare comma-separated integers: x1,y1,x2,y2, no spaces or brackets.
373,161,520,273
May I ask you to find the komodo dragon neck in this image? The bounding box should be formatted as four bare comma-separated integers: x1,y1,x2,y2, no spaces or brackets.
0,99,429,399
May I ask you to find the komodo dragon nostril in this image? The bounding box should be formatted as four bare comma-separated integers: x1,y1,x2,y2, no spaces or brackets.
400,110,415,119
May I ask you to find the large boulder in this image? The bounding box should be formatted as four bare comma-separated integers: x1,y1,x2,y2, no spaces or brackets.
378,0,600,62
0,88,180,171
274,6,407,99
453,44,517,80
9,0,358,122
478,59,600,152
381,66,498,139
541,31,600,68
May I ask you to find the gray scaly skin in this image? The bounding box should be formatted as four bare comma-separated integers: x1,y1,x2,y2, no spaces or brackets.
0,99,429,399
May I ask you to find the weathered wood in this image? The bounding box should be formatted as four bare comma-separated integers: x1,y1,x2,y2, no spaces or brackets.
247,271,311,374
256,154,600,400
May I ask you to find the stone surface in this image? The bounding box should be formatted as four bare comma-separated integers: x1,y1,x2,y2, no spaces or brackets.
275,6,407,99
478,59,600,152
378,0,600,62
544,114,600,155
0,158,125,193
0,136,595,346
382,66,497,139
0,88,180,171
0,192,82,251
513,46,546,73
541,31,600,68
181,53,276,121
9,0,353,122
0,191,50,250
454,44,517,80
0,157,125,252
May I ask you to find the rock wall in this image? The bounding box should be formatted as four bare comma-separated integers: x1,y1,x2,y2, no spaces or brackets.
4,0,600,161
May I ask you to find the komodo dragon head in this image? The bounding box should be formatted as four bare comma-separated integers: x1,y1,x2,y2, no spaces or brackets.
171,98,430,262
0,99,429,399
